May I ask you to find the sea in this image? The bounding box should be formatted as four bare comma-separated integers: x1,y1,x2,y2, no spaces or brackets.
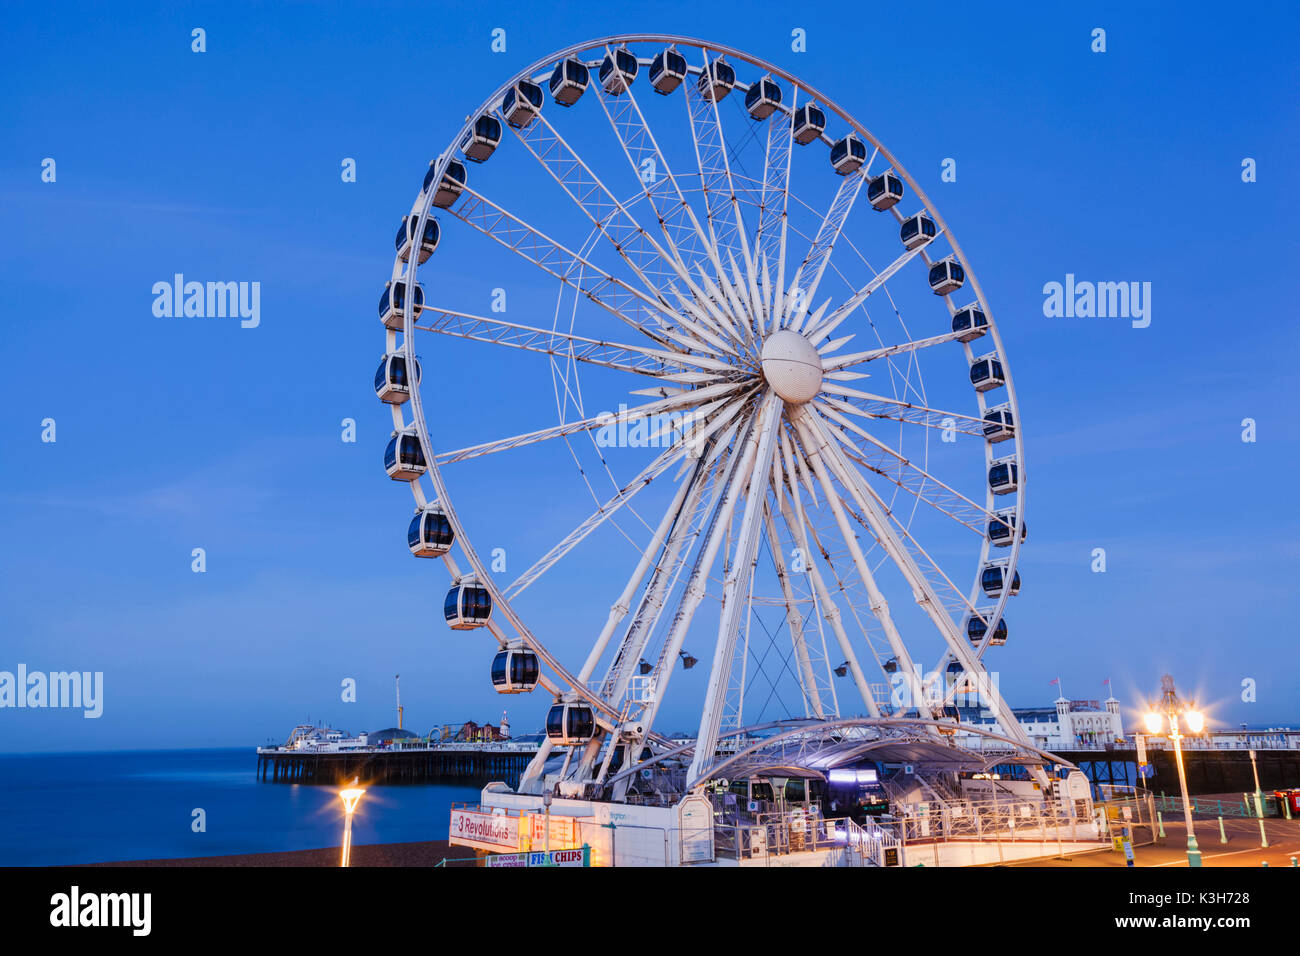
0,748,484,867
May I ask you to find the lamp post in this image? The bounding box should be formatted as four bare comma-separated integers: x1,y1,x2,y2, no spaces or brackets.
1144,677,1204,867
338,781,367,868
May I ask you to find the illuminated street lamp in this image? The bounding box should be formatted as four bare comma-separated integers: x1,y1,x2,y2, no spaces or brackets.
1143,675,1205,867
338,779,367,868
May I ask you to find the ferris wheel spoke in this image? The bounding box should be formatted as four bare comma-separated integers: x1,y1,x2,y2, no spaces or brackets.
814,401,994,532
762,496,827,720
753,85,796,291
432,382,745,466
683,50,753,273
804,236,943,346
589,57,727,288
820,327,974,371
788,410,928,711
798,410,1036,746
776,456,883,716
501,110,714,339
450,185,679,346
817,392,988,439
413,305,721,380
687,391,783,787
783,169,867,332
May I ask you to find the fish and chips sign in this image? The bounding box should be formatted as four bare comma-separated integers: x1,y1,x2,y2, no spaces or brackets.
449,808,521,852
485,847,590,868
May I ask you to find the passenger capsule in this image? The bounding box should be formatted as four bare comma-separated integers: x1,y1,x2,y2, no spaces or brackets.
951,305,987,342
384,430,426,481
650,46,688,94
546,701,596,745
374,352,422,405
422,159,467,208
791,104,826,145
988,457,1019,495
980,560,1021,598
461,114,503,163
744,75,783,120
491,645,539,694
501,79,544,129
883,657,899,674
549,57,590,106
967,613,1008,646
899,212,937,250
599,45,638,95
408,505,454,557
829,134,868,175
983,404,1015,443
444,576,492,629
969,353,1005,392
395,215,440,265
378,280,424,331
988,509,1027,548
928,257,966,296
866,172,903,211
697,57,735,101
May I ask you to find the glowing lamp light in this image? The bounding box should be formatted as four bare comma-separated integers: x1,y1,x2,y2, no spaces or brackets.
338,782,367,868
1185,711,1205,734
1143,712,1164,734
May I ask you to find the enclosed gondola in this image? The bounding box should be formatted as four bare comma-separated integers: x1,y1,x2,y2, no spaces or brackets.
899,212,937,250
697,57,736,101
407,505,454,557
444,575,492,629
549,57,590,106
378,280,424,331
395,214,440,265
988,509,1027,547
374,352,422,405
791,103,825,145
928,257,965,296
967,614,1008,646
423,158,467,208
546,700,596,746
491,645,539,693
829,134,867,175
969,354,1005,392
983,404,1015,443
988,457,1019,495
866,172,903,211
599,45,639,95
384,430,426,481
460,115,503,163
650,46,687,94
501,79,544,128
980,560,1021,598
951,305,987,342
744,75,783,120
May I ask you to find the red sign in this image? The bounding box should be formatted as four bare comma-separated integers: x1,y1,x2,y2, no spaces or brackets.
449,809,520,851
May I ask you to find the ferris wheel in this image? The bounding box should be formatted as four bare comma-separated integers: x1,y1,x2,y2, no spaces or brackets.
376,34,1036,798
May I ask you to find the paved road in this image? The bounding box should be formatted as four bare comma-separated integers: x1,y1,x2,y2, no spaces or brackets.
1007,816,1300,867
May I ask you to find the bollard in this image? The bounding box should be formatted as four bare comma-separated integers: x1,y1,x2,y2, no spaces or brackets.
1285,799,1293,821
1156,811,1166,839
1262,861,1269,867
1244,793,1252,815
1291,856,1297,868
1259,817,1270,848
1219,816,1227,845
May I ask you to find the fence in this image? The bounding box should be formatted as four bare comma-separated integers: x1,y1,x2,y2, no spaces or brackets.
895,792,1111,864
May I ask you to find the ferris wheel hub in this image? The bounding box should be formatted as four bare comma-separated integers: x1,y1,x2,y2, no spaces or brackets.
760,330,824,404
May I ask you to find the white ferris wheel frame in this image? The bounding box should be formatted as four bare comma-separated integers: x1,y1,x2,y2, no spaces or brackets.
383,34,1034,794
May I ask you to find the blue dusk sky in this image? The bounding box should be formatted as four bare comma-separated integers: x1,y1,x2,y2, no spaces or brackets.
1,1,1297,753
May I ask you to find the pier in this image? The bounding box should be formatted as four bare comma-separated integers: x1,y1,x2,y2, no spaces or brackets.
1054,746,1300,793
256,744,537,786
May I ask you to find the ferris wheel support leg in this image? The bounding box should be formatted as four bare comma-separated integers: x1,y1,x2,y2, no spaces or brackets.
518,739,555,794
762,499,825,719
775,489,881,718
790,412,928,715
802,411,1051,787
687,393,784,790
